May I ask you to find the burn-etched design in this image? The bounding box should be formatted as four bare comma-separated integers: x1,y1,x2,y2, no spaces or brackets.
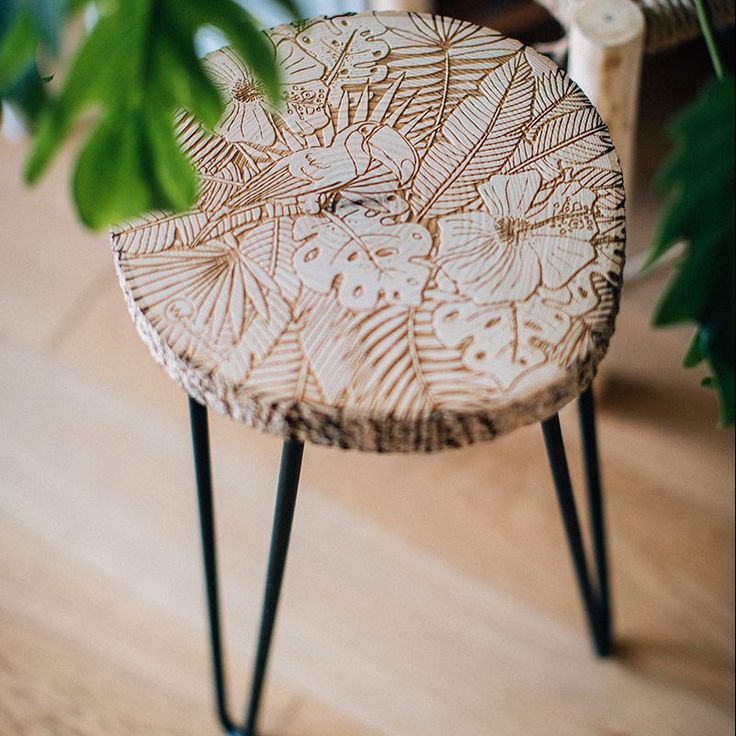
112,11,625,452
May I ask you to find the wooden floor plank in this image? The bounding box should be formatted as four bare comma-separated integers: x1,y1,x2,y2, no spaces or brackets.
0,138,110,348
0,335,733,735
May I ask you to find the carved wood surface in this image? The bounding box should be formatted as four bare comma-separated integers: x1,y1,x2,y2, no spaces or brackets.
112,11,626,452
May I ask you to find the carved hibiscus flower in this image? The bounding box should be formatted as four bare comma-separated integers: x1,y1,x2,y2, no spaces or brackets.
292,195,432,311
206,42,329,148
437,171,599,305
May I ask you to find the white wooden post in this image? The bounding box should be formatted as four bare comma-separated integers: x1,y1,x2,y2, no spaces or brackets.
567,0,645,193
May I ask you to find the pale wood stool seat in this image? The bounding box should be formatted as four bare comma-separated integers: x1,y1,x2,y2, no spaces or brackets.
110,12,624,736
112,11,625,454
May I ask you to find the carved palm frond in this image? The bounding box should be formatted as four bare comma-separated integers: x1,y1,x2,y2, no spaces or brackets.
349,294,501,416
111,211,210,256
505,106,614,179
411,52,535,219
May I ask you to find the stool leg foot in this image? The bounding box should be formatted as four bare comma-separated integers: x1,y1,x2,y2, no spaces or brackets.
189,397,304,736
541,387,613,657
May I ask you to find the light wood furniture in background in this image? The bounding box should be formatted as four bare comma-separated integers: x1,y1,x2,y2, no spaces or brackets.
567,0,644,190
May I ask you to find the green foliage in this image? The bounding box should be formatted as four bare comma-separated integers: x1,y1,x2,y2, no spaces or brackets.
645,75,735,426
0,0,73,124
0,0,297,227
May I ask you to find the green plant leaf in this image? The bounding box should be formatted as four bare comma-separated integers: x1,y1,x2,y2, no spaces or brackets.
0,9,37,88
142,103,198,212
645,75,735,425
175,0,281,104
29,0,62,53
72,115,149,228
151,9,223,128
702,320,735,426
0,0,77,121
683,329,705,368
18,0,296,227
4,60,47,121
25,5,132,182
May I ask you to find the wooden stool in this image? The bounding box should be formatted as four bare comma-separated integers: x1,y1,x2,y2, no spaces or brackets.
112,11,625,736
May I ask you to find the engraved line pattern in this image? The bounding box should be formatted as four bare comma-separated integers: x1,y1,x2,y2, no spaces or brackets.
112,11,625,452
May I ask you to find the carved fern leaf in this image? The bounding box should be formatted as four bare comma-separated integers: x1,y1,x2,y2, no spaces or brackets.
349,303,430,418
526,67,587,131
575,166,625,211
176,113,245,174
296,290,362,405
378,13,514,152
505,106,614,178
239,323,324,405
411,53,535,218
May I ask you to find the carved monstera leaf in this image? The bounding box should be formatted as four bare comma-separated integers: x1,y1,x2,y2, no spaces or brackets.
538,270,619,365
433,300,550,391
289,15,390,105
292,198,432,311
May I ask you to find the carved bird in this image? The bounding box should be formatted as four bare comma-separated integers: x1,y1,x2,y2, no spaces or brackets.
223,121,419,215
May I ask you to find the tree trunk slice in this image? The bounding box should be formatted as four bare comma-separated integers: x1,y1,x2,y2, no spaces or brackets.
112,11,625,453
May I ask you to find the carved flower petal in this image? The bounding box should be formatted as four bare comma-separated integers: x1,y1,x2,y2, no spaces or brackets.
533,236,596,289
478,171,542,218
219,101,276,147
205,47,254,90
528,182,599,241
437,212,540,304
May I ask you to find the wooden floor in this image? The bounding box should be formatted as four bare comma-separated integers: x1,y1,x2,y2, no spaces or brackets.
1,54,734,736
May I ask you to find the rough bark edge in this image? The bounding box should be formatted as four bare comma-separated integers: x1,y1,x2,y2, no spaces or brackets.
112,248,622,453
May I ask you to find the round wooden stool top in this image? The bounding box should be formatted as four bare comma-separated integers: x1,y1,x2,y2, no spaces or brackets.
112,11,625,453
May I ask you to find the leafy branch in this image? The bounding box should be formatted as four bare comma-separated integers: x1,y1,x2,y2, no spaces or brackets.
0,0,299,227
645,0,735,426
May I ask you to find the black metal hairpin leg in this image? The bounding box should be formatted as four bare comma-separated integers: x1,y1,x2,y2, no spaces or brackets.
189,397,304,736
541,386,613,657
188,386,609,733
